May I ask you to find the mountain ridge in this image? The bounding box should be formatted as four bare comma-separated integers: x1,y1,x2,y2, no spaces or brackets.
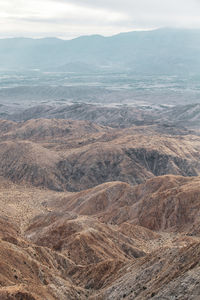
1,28,200,74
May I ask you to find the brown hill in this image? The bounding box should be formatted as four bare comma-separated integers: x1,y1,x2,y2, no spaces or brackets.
25,214,146,265
0,179,158,297
46,175,200,235
0,117,199,299
0,118,109,142
0,119,199,192
0,216,88,300
0,175,200,299
57,131,200,191
123,175,200,234
20,180,200,298
50,181,137,216
1,174,199,237
0,141,65,191
0,177,71,230
98,240,200,299
0,120,16,134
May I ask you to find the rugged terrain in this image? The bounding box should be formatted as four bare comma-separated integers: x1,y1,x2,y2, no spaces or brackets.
0,118,199,192
0,115,199,299
1,102,200,130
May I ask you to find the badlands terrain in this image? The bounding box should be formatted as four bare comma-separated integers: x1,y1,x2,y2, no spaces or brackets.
0,110,199,299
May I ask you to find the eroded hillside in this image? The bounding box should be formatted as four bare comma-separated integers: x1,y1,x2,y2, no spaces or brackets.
0,117,199,299
0,119,199,192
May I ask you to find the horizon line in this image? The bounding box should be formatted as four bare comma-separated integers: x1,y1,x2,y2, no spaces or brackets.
0,27,193,41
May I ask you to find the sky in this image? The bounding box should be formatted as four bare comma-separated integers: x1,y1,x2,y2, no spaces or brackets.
1,0,200,39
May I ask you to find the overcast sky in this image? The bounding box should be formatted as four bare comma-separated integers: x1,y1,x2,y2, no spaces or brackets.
1,0,200,39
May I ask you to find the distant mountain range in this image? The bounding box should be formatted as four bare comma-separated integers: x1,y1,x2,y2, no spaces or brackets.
1,28,200,74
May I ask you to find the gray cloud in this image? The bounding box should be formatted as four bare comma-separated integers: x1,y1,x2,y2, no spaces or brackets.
1,0,200,38
62,0,200,26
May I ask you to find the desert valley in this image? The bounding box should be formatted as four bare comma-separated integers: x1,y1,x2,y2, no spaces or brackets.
0,27,200,299
0,102,199,299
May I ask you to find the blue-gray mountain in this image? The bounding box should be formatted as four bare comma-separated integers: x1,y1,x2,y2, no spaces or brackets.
1,28,200,74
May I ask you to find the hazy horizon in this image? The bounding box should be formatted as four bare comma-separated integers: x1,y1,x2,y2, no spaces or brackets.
0,27,158,40
1,26,200,41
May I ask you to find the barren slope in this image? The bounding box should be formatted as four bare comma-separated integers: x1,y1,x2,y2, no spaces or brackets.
0,116,199,299
7,102,200,129
0,175,200,299
0,141,65,191
0,119,199,192
25,214,146,265
45,175,200,235
98,241,200,300
0,217,88,300
57,130,200,191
